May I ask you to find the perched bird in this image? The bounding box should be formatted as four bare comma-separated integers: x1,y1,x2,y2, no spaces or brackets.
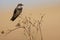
11,3,23,21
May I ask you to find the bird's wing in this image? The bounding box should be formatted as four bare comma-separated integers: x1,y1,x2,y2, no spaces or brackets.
14,9,17,15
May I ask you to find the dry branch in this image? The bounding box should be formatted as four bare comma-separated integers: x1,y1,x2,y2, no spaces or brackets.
0,14,45,40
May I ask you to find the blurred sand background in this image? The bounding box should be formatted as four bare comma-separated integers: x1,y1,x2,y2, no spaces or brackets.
0,0,60,40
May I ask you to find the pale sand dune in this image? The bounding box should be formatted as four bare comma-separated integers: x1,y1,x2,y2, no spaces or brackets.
0,5,60,40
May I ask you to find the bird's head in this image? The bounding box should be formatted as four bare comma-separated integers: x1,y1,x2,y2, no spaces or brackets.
17,3,23,6
17,3,23,9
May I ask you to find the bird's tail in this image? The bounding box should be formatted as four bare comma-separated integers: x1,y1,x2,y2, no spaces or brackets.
11,16,16,21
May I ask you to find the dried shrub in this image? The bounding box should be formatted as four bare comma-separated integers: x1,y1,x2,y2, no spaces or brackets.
0,14,45,40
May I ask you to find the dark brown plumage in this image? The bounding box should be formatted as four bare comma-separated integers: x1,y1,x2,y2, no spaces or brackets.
11,3,23,21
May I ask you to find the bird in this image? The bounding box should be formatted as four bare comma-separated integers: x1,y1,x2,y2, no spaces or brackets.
11,3,23,21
